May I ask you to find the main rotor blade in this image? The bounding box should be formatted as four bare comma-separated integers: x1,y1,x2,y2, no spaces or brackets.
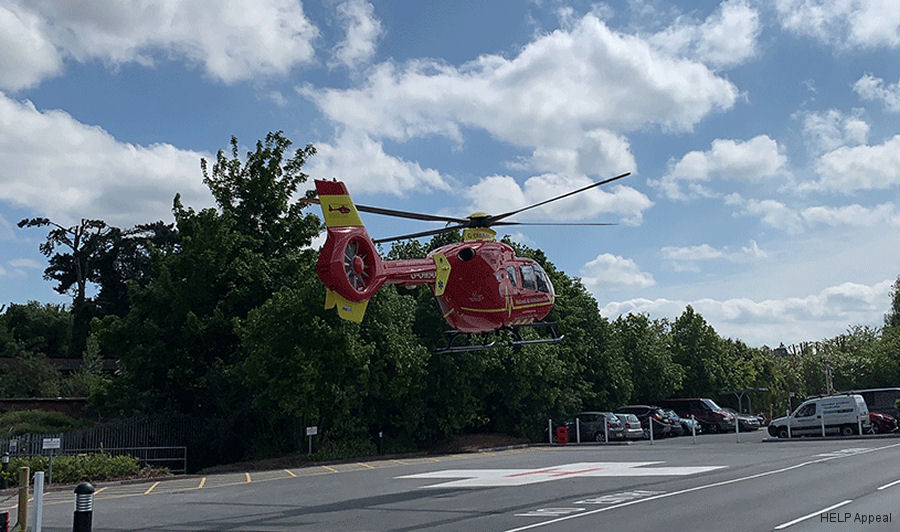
303,197,468,224
491,221,618,227
489,172,630,224
372,224,466,244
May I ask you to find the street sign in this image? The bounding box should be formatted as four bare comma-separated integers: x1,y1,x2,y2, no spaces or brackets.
42,437,61,450
306,426,318,436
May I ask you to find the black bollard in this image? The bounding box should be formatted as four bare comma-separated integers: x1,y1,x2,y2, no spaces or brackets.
1,452,8,490
73,482,95,532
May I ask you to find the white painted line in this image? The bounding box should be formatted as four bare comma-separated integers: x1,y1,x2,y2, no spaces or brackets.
773,500,852,530
244,472,252,483
504,441,900,532
878,478,900,490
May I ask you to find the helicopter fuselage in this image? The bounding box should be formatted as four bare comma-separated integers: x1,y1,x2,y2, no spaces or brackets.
379,240,555,333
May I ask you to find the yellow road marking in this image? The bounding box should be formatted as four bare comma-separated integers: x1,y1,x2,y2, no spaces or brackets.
284,469,297,477
245,473,252,483
392,459,408,465
357,462,374,469
321,465,339,473
198,477,207,489
95,487,108,494
144,481,160,495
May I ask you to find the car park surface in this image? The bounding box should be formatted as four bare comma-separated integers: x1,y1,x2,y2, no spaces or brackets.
10,430,900,531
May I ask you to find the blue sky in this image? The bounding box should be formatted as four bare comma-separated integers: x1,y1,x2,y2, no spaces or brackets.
1,0,899,346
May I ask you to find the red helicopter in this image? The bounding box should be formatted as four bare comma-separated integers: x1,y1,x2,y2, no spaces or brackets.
311,172,630,352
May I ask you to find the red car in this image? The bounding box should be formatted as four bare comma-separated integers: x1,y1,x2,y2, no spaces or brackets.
869,412,898,433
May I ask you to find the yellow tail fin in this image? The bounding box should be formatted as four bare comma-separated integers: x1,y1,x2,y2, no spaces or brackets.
324,289,369,323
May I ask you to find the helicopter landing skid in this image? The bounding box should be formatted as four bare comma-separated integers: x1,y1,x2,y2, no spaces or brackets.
434,322,564,354
509,322,564,347
434,331,496,354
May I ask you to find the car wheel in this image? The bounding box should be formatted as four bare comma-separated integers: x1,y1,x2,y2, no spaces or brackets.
840,425,854,437
777,427,789,439
709,424,720,433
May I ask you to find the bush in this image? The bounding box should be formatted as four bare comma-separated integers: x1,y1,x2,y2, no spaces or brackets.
311,437,378,462
0,409,84,437
1,453,149,486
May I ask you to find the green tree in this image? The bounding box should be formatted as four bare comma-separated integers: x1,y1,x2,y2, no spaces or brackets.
94,132,322,419
670,306,728,397
885,276,900,329
610,313,682,403
0,301,72,358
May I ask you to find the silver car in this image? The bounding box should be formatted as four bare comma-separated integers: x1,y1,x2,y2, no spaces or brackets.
615,413,644,440
572,411,626,442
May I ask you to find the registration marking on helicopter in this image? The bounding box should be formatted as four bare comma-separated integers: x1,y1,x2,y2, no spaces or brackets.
396,462,725,488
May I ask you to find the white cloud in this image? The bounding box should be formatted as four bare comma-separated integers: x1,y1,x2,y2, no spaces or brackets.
0,0,319,89
661,240,766,271
305,130,450,195
776,0,900,49
854,74,900,112
464,173,653,225
0,213,14,240
801,203,900,228
330,0,382,70
726,194,804,233
727,193,900,232
0,2,62,91
654,135,787,200
528,128,637,177
7,258,41,269
580,253,655,292
798,109,869,154
301,13,738,169
649,0,760,68
810,135,900,192
600,279,894,345
0,93,212,226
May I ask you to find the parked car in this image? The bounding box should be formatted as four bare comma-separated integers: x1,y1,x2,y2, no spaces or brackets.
615,413,645,440
617,405,672,438
567,411,626,442
869,412,898,433
723,408,761,432
678,414,703,435
768,394,870,438
661,409,685,436
658,398,736,434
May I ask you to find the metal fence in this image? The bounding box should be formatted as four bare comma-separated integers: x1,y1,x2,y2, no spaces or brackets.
1,417,193,473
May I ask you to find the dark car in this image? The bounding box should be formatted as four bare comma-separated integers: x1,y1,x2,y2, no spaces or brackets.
658,398,736,433
617,405,672,438
568,411,626,442
723,408,761,432
661,409,685,437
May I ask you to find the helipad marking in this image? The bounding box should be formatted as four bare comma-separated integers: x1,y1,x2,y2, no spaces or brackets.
397,462,726,488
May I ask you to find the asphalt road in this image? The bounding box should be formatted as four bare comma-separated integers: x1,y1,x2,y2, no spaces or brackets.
6,430,900,531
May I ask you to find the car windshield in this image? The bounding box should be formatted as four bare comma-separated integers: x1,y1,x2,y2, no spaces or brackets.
702,399,723,410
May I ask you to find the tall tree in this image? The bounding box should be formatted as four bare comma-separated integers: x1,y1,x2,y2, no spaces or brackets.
886,275,900,329
17,217,113,355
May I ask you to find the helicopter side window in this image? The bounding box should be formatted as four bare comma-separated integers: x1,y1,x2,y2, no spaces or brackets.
533,263,553,294
506,266,517,287
520,265,536,290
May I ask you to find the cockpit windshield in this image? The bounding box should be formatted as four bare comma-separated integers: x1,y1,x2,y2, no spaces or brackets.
520,262,554,295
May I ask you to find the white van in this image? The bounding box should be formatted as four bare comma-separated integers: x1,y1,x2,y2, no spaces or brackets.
768,394,870,438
